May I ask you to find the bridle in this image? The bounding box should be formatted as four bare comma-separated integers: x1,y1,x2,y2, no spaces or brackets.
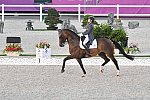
59,29,79,46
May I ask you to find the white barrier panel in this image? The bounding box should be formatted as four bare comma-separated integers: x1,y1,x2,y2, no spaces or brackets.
36,48,51,63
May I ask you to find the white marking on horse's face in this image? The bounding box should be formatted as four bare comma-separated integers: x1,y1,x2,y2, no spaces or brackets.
58,29,62,37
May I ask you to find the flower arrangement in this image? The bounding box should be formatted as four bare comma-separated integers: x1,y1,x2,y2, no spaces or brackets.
129,43,138,48
36,41,51,60
4,43,23,53
36,41,50,48
3,43,23,56
124,43,140,54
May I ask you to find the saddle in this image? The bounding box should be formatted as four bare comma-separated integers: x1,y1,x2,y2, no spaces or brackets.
80,35,97,49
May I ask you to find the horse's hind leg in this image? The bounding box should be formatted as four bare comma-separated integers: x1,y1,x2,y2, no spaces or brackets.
76,59,86,75
109,55,120,76
98,52,110,73
61,55,73,73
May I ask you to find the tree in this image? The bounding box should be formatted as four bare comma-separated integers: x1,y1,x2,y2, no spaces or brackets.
44,8,62,30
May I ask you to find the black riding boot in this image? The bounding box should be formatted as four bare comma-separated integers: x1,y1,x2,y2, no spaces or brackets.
82,43,90,53
85,45,90,53
84,44,92,57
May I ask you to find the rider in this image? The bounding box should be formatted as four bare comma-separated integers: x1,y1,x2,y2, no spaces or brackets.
82,16,94,53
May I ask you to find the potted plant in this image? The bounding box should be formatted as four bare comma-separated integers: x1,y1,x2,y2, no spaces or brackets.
44,8,62,30
36,41,51,59
124,43,140,54
3,43,23,56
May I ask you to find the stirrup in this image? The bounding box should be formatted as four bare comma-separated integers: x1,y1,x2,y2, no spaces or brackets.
85,48,90,53
85,53,92,57
83,45,90,52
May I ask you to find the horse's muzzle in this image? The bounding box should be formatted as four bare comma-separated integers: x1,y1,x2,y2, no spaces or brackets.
59,43,65,47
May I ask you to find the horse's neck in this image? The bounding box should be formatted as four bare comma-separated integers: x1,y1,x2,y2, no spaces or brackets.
67,34,80,46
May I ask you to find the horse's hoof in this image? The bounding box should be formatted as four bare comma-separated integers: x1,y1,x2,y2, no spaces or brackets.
61,69,65,73
117,70,120,76
100,66,104,73
82,75,86,77
117,75,120,76
101,69,104,73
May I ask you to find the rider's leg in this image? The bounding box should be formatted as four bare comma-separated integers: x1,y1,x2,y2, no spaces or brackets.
84,41,92,57
85,41,91,53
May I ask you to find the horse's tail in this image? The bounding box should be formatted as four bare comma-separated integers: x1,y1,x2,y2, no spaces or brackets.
112,41,134,60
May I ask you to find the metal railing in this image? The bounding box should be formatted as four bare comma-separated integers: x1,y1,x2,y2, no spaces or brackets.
1,4,150,22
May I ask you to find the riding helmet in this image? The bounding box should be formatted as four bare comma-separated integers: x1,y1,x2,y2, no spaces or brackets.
89,16,94,23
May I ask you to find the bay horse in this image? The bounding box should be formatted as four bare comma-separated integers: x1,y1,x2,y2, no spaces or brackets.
58,29,134,76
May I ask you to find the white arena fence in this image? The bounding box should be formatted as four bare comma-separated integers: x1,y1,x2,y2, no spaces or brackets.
1,4,150,22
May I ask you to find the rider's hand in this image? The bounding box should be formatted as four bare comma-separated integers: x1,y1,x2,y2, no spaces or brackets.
81,35,86,41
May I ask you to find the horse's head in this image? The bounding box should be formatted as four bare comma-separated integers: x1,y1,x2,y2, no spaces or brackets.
58,29,67,47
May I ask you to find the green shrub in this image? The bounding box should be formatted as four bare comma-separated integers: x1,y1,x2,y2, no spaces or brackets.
94,23,112,38
44,8,62,30
94,23,127,47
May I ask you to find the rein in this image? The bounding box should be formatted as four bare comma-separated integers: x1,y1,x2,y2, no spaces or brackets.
67,37,78,44
61,29,80,46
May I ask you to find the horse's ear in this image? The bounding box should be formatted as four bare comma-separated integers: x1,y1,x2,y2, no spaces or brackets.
58,29,63,36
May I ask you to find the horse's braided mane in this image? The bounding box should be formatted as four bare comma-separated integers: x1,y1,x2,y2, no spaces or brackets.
63,29,79,38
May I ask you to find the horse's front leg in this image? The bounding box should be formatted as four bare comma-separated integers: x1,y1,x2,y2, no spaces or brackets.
61,55,73,73
76,58,86,76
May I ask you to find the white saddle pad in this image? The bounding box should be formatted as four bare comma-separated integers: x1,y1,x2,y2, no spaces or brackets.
80,35,97,49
